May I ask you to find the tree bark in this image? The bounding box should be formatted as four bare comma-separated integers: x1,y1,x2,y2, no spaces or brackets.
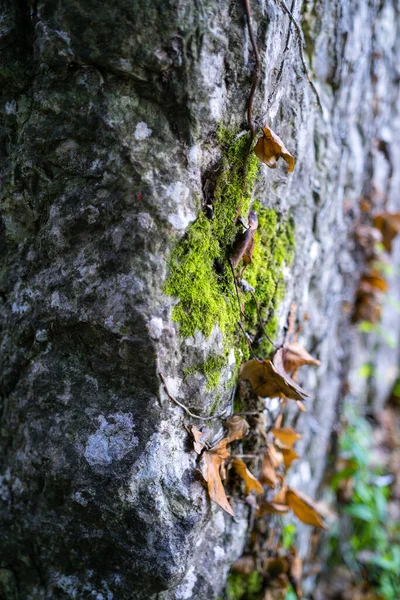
1,1,400,599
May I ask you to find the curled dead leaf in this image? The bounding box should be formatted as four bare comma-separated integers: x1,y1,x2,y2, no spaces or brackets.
256,501,289,517
186,424,206,454
254,126,295,173
225,415,250,443
239,350,311,401
260,449,280,487
281,447,300,470
282,343,320,373
271,427,302,449
197,439,234,516
229,211,258,269
232,458,264,495
272,485,288,505
286,488,327,529
373,212,400,253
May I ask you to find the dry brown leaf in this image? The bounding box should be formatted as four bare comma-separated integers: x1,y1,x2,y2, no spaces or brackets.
231,555,256,575
264,557,289,577
232,458,264,495
263,572,289,600
286,488,327,529
281,447,300,470
282,343,320,373
272,485,288,505
254,126,295,173
256,501,289,517
260,449,280,487
271,427,302,449
239,350,311,402
186,424,206,454
197,439,234,516
229,211,258,269
359,272,388,293
373,212,400,252
225,415,250,443
287,547,303,599
353,290,382,323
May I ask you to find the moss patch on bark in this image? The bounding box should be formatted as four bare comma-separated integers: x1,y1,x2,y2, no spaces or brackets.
164,128,295,387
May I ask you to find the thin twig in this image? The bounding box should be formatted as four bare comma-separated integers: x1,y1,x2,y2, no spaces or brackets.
244,0,262,138
249,290,282,350
233,453,260,458
278,0,323,111
235,0,262,222
229,259,245,318
159,372,227,421
238,320,257,357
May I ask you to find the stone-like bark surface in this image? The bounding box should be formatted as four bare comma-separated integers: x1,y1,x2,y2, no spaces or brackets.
1,1,400,599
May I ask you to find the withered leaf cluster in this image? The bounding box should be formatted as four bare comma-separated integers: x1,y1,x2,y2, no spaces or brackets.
256,420,326,531
232,546,303,599
254,126,295,173
194,415,261,515
354,211,400,323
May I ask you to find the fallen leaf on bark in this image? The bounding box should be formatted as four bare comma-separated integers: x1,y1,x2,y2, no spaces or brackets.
281,447,300,469
197,439,234,516
254,126,295,173
282,343,320,373
225,415,250,443
373,212,400,252
186,424,206,454
286,488,327,529
232,458,264,495
230,211,258,269
271,427,302,449
239,351,311,401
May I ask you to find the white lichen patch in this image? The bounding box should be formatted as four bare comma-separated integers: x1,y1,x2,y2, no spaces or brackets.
175,566,197,599
134,122,153,140
165,182,195,231
84,413,138,467
137,212,154,230
148,317,163,340
123,420,193,509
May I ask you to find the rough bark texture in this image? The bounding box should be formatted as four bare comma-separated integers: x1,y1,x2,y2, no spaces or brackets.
1,1,400,599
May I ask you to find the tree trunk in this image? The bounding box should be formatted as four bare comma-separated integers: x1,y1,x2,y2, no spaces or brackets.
1,1,400,599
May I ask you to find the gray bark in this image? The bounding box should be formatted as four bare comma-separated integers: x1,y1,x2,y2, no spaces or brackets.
1,1,400,599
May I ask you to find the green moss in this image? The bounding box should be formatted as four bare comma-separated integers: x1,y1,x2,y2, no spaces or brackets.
226,571,263,600
243,203,295,356
164,127,295,387
184,353,228,391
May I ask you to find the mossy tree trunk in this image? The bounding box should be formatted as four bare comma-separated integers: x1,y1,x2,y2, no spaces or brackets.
1,1,400,599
